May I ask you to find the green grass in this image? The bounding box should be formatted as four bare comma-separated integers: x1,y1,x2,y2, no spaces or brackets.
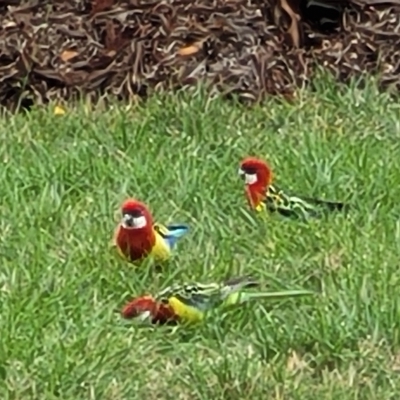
1,79,400,399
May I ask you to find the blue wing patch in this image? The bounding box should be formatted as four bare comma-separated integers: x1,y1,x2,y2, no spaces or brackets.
153,224,189,249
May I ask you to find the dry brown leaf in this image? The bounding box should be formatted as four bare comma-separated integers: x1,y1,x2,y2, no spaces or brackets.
60,50,79,62
177,45,200,56
282,90,297,103
280,0,301,48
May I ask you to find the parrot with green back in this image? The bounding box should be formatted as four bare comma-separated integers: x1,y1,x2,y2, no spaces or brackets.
112,198,189,264
239,156,348,219
121,275,313,325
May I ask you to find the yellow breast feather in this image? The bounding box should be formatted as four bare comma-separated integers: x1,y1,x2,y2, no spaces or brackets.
168,296,205,323
149,228,172,261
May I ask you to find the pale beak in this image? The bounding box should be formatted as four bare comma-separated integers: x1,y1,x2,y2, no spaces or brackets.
238,168,245,177
122,213,135,227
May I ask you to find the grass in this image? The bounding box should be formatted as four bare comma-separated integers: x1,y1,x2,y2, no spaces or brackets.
1,78,400,399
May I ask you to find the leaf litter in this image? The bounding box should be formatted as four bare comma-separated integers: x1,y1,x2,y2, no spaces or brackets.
0,0,399,111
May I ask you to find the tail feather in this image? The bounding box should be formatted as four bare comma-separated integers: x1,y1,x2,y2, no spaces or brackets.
224,289,314,306
266,185,347,218
223,275,259,289
163,224,189,249
297,196,348,212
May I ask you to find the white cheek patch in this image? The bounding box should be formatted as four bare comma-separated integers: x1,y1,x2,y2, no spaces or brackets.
245,173,258,185
131,216,147,229
122,215,147,229
136,310,152,322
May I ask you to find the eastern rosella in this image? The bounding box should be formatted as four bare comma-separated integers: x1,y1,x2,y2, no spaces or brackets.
121,275,313,325
239,157,347,219
112,198,189,263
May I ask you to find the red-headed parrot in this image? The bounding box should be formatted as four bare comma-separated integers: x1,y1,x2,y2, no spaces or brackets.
239,157,347,219
112,198,189,264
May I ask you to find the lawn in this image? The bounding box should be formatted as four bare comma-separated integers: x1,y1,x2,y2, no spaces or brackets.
1,78,400,399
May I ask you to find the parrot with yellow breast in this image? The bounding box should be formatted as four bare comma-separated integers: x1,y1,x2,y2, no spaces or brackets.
121,275,313,325
238,157,347,219
112,198,189,264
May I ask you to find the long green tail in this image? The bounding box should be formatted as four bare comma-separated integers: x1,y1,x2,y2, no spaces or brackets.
298,196,348,212
223,289,314,306
223,275,259,289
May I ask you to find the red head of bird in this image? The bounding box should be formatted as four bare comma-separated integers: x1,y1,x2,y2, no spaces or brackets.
239,157,273,209
115,199,156,262
121,295,178,324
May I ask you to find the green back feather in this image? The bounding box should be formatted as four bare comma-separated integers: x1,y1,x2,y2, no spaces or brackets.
157,278,314,313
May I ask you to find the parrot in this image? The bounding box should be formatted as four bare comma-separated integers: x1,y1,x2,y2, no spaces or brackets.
238,156,348,219
120,275,314,325
112,198,189,264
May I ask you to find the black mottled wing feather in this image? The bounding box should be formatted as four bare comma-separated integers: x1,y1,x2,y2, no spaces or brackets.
265,184,346,219
156,281,246,311
156,282,221,307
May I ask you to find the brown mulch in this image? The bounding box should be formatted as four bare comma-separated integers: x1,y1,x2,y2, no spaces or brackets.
0,0,400,111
